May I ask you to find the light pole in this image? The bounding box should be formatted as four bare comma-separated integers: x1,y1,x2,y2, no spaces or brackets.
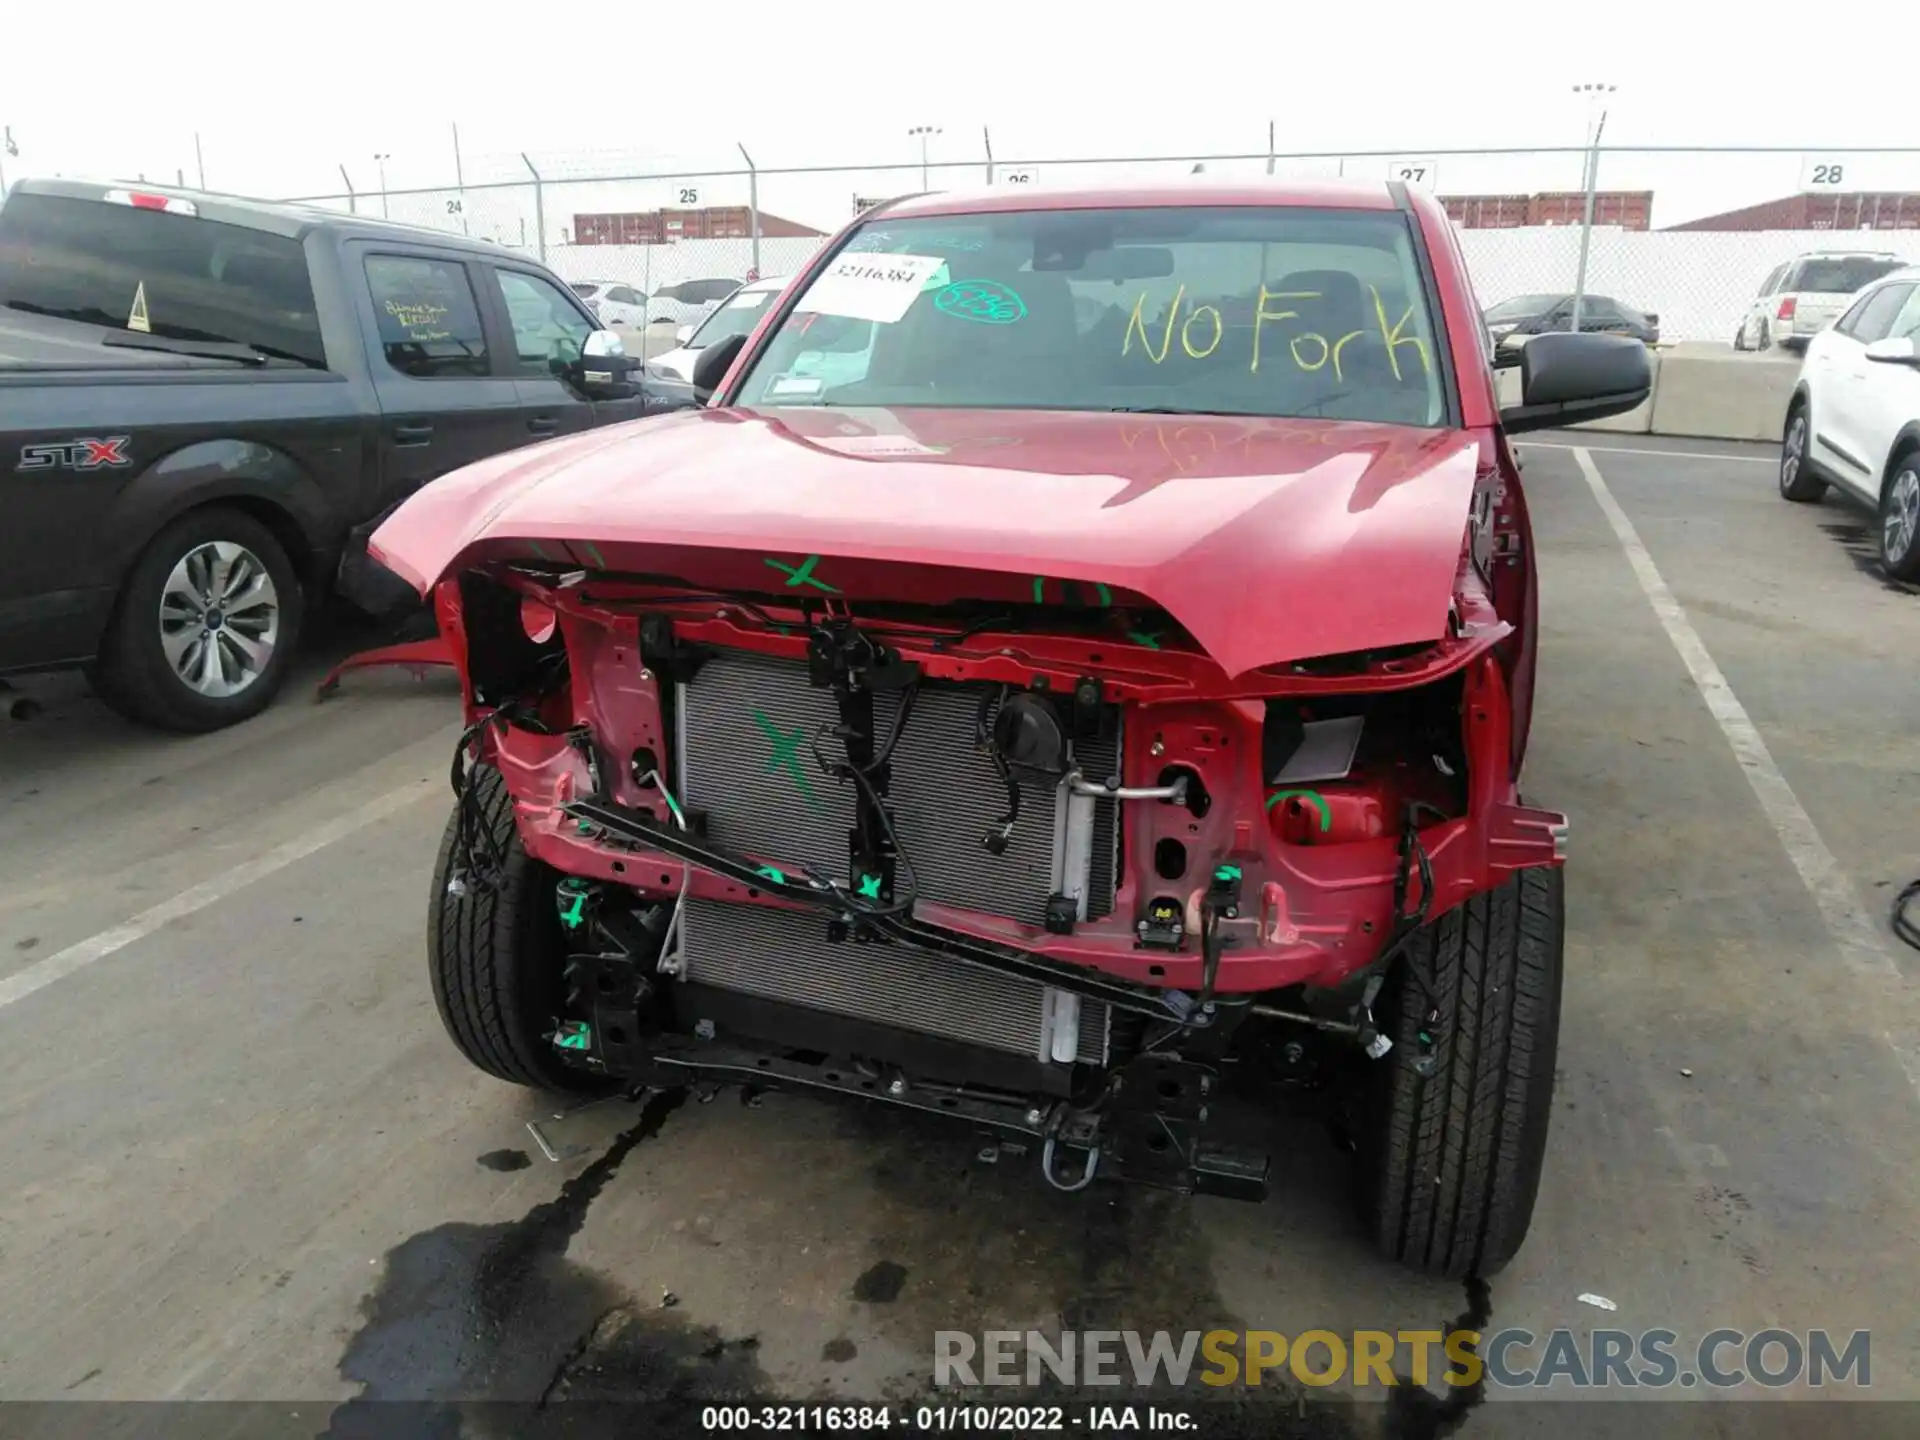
373,152,391,218
1568,82,1615,335
1,125,17,199
908,125,941,190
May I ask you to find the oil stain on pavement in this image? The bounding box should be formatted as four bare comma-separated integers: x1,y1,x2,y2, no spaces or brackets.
325,1085,1489,1440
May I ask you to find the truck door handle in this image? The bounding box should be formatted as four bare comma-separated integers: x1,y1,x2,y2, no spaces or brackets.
392,422,434,445
527,415,560,436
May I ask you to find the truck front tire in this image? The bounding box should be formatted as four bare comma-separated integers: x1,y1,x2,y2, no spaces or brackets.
428,763,605,1093
94,506,303,732
1355,863,1564,1278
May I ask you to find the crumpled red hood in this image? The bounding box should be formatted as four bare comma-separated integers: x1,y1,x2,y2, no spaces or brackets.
370,406,1480,679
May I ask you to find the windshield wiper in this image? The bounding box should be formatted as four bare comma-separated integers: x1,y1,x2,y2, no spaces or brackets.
103,332,271,366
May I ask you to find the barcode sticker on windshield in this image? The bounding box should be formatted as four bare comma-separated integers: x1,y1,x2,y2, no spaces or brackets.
795,253,944,324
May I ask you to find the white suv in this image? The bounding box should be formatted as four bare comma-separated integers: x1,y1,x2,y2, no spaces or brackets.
1780,266,1920,576
1737,251,1907,353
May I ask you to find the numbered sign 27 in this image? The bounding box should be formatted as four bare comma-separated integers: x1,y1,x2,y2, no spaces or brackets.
1386,158,1439,190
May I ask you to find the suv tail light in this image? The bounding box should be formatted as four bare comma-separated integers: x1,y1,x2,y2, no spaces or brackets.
1777,296,1797,321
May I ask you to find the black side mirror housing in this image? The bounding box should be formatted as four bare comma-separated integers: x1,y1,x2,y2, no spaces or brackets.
691,331,748,401
1498,331,1652,434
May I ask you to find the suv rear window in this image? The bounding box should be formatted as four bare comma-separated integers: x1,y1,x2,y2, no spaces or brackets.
569,282,600,297
0,192,326,368
735,207,1448,428
1791,257,1904,294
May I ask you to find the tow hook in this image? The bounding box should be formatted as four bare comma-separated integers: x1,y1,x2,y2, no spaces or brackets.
1040,1135,1101,1193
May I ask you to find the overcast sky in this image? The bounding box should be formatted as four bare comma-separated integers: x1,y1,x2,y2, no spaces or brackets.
3,1,1914,230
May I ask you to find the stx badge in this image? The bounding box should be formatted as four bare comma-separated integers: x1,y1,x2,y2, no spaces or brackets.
19,436,132,471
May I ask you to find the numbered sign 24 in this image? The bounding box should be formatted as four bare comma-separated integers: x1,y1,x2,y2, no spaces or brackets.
1386,158,1439,190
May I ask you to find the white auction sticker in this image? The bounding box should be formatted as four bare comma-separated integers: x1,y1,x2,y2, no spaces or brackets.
796,253,945,324
729,290,770,309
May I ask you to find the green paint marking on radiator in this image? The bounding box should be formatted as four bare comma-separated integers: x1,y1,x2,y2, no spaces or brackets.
1213,864,1242,882
1264,788,1332,831
751,708,823,811
764,554,840,593
1127,629,1163,650
580,540,607,569
528,539,556,561
1032,575,1046,604
755,865,787,884
856,872,883,899
1094,582,1112,607
554,1020,593,1050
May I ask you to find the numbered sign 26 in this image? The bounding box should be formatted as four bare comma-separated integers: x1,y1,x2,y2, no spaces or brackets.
999,167,1038,186
1387,158,1439,190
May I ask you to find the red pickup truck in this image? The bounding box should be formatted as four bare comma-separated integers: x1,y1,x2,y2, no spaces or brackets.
373,178,1650,1277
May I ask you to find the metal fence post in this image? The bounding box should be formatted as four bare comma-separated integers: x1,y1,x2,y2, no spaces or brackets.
522,153,546,264
1570,117,1606,334
984,126,995,185
1574,111,1605,334
339,164,358,215
1266,120,1275,176
739,142,761,278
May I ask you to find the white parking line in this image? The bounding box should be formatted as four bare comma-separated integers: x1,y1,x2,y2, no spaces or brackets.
1570,445,1920,1099
1523,441,1775,465
0,784,435,1015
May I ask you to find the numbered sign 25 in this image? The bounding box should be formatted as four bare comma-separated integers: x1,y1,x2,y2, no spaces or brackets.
1387,158,1439,190
676,186,700,206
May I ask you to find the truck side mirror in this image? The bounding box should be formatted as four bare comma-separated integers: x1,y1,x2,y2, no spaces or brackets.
571,328,642,398
1498,331,1652,434
691,332,747,401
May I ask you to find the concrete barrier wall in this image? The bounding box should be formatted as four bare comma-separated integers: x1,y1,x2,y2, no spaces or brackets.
1499,347,1794,443
1647,351,1798,442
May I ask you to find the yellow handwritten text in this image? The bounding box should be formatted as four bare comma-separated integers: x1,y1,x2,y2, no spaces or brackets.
1251,288,1315,374
1181,304,1223,358
1370,286,1430,381
1123,284,1186,363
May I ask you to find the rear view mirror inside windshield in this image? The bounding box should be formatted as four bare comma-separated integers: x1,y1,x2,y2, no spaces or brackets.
1038,246,1176,282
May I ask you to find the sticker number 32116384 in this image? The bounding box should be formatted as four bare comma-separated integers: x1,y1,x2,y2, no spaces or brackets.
795,253,945,324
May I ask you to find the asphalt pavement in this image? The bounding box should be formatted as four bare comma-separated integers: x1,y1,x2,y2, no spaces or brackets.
2,435,1918,1436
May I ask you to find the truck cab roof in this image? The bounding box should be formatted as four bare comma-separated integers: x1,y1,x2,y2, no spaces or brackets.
4,177,522,260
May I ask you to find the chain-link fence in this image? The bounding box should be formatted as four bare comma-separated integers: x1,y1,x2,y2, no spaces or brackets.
283,142,1920,346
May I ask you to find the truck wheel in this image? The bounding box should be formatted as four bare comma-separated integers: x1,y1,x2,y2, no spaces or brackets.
93,507,302,732
428,763,606,1093
1354,863,1564,1279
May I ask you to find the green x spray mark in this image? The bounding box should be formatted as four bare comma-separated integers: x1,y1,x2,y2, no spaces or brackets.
764,554,840,593
1265,789,1332,831
752,709,822,811
554,1020,593,1051
856,873,884,899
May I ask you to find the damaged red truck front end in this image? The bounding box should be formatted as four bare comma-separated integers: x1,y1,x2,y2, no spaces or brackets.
373,180,1649,1277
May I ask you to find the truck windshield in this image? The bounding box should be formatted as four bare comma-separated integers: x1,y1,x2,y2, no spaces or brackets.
733,206,1448,427
0,192,327,369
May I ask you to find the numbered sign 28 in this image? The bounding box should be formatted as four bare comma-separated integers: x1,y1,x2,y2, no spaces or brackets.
1387,158,1439,190
999,167,1038,186
1798,156,1860,192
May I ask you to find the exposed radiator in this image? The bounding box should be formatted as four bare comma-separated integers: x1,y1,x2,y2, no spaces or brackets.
679,897,1112,1065
676,650,1120,927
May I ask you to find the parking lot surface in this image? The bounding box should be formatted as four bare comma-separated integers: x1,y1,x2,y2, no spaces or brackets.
3,435,1918,1435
